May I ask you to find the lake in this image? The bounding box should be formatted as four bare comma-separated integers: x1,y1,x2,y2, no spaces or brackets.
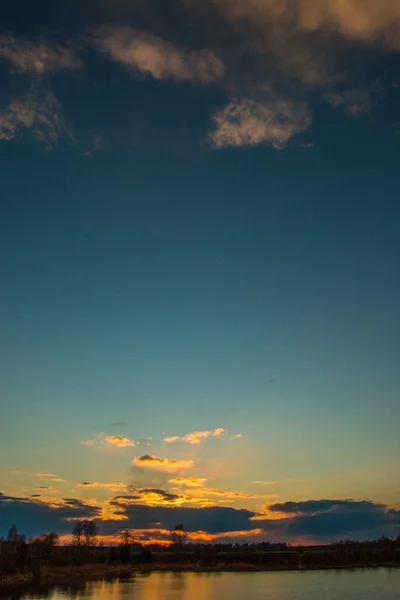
4,569,400,600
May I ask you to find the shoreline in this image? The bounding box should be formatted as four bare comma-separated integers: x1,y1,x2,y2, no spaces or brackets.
1,561,400,591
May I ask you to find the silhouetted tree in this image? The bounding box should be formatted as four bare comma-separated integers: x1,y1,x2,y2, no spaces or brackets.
82,520,99,547
121,529,132,546
7,524,19,543
170,524,188,553
72,521,84,546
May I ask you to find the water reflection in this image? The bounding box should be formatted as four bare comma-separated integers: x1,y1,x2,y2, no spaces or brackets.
2,569,400,600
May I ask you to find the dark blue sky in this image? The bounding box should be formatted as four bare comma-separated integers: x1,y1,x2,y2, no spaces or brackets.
1,0,400,543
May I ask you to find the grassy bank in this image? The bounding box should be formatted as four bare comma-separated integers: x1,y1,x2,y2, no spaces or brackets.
0,564,133,589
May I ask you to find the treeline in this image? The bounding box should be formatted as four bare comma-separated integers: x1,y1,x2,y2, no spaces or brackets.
1,522,400,578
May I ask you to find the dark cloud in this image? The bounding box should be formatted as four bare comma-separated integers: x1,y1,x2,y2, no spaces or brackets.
105,504,255,534
2,493,399,542
259,499,400,541
268,499,385,515
0,494,101,537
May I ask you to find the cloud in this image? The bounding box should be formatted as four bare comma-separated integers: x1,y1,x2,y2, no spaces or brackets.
92,25,224,83
110,488,213,507
255,499,400,541
0,494,101,537
164,431,211,444
181,431,211,444
213,428,226,436
168,478,207,487
267,499,381,515
189,487,277,501
0,89,73,148
252,478,305,485
83,433,136,448
105,435,135,448
213,0,400,50
36,473,65,483
78,482,129,492
209,97,311,149
163,428,238,444
82,433,105,447
104,502,256,535
326,81,381,115
252,480,278,485
133,455,195,472
0,34,83,75
85,133,105,157
2,492,400,542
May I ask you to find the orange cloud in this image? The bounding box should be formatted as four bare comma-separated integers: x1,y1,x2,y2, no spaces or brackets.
78,482,129,492
252,480,278,485
164,430,211,444
188,528,264,542
168,477,207,487
36,472,66,483
112,488,213,508
92,25,224,83
191,488,277,501
214,0,400,49
183,431,212,444
213,428,226,436
82,433,136,448
163,428,240,444
133,455,195,472
105,435,135,448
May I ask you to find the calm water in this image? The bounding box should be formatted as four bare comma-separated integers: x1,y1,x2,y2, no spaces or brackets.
5,569,400,600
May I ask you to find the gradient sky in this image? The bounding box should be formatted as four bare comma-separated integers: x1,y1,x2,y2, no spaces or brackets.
1,0,400,545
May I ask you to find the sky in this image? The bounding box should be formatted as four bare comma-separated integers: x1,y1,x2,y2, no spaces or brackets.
1,0,400,545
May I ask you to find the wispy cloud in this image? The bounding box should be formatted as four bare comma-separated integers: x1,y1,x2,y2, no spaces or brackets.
78,481,129,492
0,34,83,75
209,97,311,149
168,477,207,487
92,25,224,84
36,473,65,483
105,435,135,448
163,428,240,444
164,431,211,445
0,89,73,148
133,455,195,472
82,433,136,448
85,133,105,157
252,478,305,485
189,487,277,501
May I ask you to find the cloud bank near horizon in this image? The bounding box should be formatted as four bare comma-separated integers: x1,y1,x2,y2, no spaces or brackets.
1,492,399,543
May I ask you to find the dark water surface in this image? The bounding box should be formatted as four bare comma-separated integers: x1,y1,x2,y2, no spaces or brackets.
4,569,400,600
